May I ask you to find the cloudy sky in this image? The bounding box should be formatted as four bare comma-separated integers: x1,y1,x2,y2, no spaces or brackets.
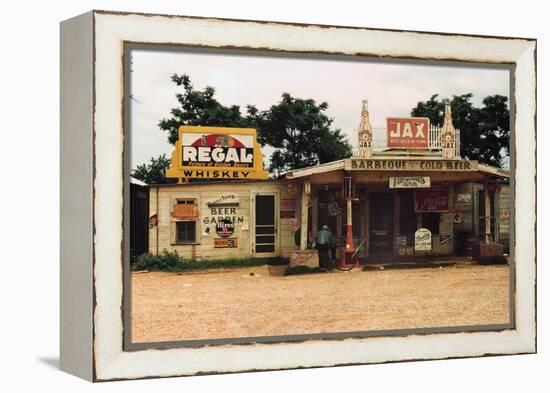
129,48,510,169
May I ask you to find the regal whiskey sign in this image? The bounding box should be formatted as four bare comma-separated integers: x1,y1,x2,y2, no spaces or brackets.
166,126,269,180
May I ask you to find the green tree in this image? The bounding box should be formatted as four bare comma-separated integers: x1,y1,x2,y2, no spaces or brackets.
255,93,352,176
411,93,510,167
131,154,172,184
152,74,351,178
158,74,257,145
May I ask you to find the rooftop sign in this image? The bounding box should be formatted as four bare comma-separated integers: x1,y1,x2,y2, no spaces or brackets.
387,117,430,149
346,159,478,171
166,126,269,180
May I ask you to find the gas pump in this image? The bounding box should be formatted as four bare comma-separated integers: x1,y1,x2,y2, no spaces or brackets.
338,176,360,269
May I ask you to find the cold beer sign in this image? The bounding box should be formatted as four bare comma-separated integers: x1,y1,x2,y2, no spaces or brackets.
166,126,268,180
387,117,430,149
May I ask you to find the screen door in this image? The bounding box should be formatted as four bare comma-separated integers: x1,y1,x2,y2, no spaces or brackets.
254,194,277,255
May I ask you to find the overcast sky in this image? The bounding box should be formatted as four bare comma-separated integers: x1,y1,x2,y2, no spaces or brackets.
129,48,510,169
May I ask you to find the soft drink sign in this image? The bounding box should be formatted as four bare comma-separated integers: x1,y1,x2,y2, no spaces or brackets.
387,117,430,149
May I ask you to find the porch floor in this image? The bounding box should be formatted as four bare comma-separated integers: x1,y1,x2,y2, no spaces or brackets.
358,255,474,267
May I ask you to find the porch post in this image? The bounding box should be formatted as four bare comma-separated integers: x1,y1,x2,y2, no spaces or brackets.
300,179,311,250
344,176,355,253
393,191,400,236
365,193,369,257
448,183,455,210
484,177,491,244
494,186,500,242
312,189,319,240
345,197,354,251
393,191,400,256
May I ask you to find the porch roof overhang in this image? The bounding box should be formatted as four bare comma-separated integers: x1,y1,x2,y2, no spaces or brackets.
282,158,510,183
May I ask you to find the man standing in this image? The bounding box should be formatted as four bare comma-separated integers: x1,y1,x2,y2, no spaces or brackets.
316,224,333,270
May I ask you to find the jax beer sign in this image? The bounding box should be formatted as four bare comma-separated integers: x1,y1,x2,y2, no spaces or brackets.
387,117,430,149
166,126,269,180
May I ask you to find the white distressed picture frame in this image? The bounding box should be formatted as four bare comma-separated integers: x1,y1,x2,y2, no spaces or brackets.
60,10,536,382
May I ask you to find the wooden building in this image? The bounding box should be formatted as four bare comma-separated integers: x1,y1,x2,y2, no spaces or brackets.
130,177,149,260
148,180,297,260
282,158,510,260
147,102,511,263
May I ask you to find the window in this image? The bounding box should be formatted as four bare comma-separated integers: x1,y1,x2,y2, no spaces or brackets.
172,198,198,244
176,221,196,243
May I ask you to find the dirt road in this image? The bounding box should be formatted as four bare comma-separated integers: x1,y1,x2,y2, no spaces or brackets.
131,264,510,343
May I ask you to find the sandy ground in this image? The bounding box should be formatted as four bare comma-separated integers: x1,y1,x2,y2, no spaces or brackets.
131,264,510,343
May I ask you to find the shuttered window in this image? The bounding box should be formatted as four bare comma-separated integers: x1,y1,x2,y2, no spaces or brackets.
172,199,198,243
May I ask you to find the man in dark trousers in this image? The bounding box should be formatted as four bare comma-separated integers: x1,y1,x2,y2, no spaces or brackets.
316,224,333,270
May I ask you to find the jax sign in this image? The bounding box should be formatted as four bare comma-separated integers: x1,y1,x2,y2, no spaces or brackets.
387,117,430,149
166,126,269,180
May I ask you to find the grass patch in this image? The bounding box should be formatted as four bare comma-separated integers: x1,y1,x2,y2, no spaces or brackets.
132,250,288,272
283,265,323,276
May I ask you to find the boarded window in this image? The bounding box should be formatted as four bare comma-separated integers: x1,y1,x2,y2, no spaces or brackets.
172,199,198,220
172,199,198,243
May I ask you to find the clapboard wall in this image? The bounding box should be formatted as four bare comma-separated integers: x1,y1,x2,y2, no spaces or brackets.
149,180,297,260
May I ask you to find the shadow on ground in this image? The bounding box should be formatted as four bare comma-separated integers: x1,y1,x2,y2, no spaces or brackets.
37,357,59,370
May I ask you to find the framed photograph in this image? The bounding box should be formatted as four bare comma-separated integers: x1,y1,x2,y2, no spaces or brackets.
60,10,536,381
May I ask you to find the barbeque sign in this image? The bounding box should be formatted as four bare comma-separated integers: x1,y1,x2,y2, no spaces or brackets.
387,117,430,149
166,126,269,180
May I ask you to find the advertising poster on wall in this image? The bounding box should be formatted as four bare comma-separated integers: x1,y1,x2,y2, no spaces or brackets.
415,189,449,212
414,228,432,251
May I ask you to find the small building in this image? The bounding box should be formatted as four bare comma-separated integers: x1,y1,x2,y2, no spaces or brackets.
147,102,511,263
130,176,149,260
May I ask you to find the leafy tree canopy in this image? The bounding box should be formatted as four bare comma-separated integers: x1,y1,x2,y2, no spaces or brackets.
255,93,352,176
132,154,171,185
155,74,351,177
158,74,258,145
411,93,510,167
